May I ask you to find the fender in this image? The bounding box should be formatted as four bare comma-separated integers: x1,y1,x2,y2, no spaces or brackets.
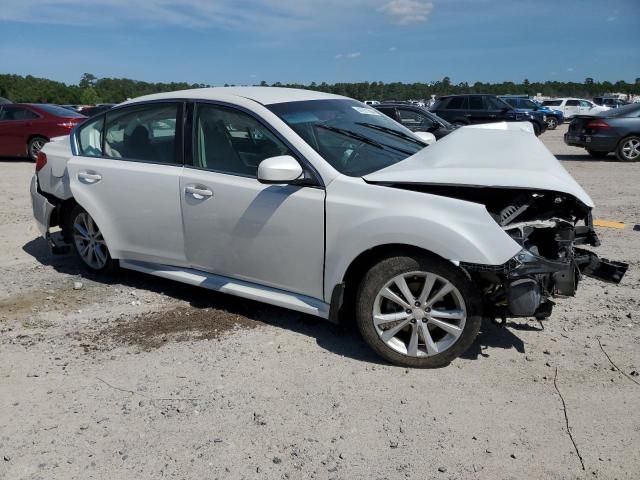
323,176,521,300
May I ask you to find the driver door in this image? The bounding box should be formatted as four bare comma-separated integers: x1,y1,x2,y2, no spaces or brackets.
396,107,436,132
179,103,325,299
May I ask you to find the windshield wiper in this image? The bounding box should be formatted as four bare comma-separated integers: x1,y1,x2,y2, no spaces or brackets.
315,124,384,150
355,122,426,147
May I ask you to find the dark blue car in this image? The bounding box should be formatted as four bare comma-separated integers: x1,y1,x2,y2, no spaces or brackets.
499,95,564,130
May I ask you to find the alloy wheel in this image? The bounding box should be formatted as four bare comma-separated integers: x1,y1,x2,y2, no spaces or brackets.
621,138,640,161
29,138,46,159
72,212,109,269
372,271,467,357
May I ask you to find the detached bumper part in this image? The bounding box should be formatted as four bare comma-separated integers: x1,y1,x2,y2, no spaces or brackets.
574,248,628,284
30,175,55,237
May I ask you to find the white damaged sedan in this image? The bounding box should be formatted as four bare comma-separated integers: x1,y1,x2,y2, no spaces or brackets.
31,88,627,368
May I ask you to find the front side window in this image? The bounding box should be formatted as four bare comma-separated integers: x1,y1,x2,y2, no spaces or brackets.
398,108,435,129
519,99,538,109
104,103,178,164
268,99,424,176
579,100,592,108
543,100,562,106
0,106,39,121
77,116,104,157
194,104,290,177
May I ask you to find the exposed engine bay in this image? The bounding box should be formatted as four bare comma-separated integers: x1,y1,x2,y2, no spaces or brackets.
391,184,629,321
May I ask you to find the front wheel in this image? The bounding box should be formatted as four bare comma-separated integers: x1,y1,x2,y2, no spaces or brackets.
616,136,640,162
68,205,116,272
546,117,558,130
355,254,482,368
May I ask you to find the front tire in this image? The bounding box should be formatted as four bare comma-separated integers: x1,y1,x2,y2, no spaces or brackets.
28,136,47,161
355,253,482,368
546,117,558,130
68,205,115,272
616,136,640,162
532,122,541,136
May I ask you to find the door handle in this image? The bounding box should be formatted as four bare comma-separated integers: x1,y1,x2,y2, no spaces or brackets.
77,171,102,183
185,185,213,199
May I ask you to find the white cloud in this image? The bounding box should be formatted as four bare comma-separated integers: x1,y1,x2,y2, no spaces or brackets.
379,0,433,24
389,46,397,51
567,67,574,72
607,16,616,21
335,52,361,59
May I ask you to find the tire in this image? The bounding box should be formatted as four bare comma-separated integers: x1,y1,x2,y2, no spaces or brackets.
67,205,116,272
546,117,558,130
27,136,48,161
355,253,482,368
587,149,609,159
615,136,640,162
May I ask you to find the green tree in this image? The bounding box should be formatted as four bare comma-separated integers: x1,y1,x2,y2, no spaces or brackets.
80,87,99,105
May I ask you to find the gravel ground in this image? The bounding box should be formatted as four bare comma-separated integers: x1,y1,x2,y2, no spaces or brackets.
1,124,639,480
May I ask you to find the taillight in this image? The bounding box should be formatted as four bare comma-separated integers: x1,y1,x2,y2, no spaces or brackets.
35,151,47,172
57,121,76,129
586,119,609,130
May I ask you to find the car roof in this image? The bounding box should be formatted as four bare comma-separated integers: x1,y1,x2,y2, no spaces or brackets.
123,87,347,106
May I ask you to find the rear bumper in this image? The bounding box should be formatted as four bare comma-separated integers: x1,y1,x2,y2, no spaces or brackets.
564,132,618,152
30,175,54,238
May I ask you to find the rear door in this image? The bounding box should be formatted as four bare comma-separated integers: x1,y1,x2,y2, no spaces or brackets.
180,102,325,299
0,105,40,156
438,96,468,124
67,102,187,266
564,100,580,118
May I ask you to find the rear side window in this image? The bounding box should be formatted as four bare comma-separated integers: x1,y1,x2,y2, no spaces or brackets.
104,103,179,164
0,106,39,120
445,97,466,109
468,96,484,110
376,107,398,120
566,100,579,106
77,116,104,157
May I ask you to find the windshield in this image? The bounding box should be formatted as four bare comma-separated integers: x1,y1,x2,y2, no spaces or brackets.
267,99,425,176
35,104,86,117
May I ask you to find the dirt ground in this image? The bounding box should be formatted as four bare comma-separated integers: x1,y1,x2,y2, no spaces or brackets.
1,124,639,480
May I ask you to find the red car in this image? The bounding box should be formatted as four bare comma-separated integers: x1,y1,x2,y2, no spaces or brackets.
0,104,86,160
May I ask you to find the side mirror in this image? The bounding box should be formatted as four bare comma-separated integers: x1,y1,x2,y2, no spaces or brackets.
413,131,437,145
257,155,303,184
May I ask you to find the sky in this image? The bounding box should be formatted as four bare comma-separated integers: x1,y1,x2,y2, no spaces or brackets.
0,0,639,86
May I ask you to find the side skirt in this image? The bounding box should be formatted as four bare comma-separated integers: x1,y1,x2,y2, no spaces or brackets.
120,260,330,319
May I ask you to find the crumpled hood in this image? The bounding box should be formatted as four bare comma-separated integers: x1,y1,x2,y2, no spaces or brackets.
364,125,594,207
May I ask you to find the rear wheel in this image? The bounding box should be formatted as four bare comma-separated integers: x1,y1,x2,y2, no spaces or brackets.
546,117,558,130
616,136,640,162
28,136,47,161
587,149,609,158
68,205,116,272
355,253,481,368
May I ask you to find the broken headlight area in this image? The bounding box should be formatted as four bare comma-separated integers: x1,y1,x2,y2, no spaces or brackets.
461,189,628,320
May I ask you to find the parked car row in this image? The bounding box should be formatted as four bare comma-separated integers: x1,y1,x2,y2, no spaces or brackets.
31,87,627,368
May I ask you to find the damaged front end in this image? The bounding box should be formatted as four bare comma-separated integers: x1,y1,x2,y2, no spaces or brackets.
456,188,628,320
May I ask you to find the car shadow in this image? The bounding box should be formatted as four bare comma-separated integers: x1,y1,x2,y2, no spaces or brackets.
555,153,618,162
23,236,533,366
461,320,527,360
22,236,385,365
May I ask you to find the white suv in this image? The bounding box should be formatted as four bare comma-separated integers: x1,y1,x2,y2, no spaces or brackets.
31,88,627,368
542,98,608,119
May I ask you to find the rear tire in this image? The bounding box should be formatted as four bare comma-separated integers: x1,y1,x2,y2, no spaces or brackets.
355,253,482,368
616,136,640,162
587,149,609,158
27,136,47,161
67,205,116,272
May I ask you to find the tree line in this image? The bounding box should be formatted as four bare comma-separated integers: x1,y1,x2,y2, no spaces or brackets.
1,73,639,105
